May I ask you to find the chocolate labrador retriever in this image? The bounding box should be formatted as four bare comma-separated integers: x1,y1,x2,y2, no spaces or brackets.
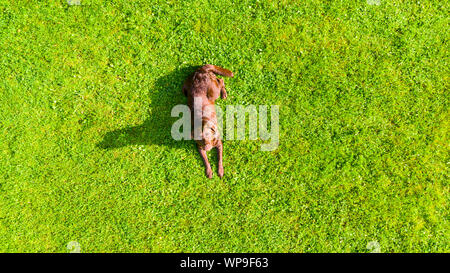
182,64,234,178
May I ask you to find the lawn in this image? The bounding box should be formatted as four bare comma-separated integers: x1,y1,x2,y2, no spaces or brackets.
0,0,448,252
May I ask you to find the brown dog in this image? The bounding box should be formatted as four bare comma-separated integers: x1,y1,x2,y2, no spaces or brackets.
182,64,234,178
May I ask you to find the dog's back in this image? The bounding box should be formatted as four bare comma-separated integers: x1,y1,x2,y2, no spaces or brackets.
184,65,233,99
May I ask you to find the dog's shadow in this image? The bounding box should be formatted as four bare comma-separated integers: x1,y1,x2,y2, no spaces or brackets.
96,65,199,150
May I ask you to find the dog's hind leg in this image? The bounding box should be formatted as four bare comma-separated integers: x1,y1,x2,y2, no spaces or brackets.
217,78,227,100
198,146,213,178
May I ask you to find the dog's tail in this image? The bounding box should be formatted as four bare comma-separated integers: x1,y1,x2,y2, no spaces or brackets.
202,64,234,77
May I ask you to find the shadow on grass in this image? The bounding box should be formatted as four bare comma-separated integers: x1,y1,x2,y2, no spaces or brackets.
96,65,199,150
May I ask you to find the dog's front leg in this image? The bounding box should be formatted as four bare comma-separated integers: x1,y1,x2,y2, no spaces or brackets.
198,146,213,178
217,140,224,178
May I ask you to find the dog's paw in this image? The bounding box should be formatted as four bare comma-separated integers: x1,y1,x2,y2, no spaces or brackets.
221,91,227,100
206,168,213,179
218,166,224,178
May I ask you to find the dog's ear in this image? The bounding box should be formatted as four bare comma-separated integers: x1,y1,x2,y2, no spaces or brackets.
182,84,187,97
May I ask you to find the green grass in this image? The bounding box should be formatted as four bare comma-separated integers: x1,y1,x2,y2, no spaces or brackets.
0,0,448,252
